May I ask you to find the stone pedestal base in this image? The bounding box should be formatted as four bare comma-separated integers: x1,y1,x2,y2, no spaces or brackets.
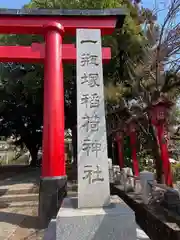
140,171,154,204
56,196,136,240
39,176,67,228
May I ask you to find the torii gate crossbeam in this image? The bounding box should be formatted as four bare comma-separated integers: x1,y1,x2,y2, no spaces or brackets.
0,43,111,63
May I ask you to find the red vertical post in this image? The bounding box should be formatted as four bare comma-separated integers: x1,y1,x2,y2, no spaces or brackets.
116,133,124,169
156,124,173,186
129,127,139,177
42,22,65,178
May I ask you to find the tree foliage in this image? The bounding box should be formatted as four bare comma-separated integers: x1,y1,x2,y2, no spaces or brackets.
0,63,43,165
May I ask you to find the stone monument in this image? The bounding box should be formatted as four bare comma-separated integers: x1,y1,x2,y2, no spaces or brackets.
77,29,110,208
56,29,136,240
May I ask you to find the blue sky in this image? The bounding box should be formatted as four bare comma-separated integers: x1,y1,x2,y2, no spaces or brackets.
0,0,29,9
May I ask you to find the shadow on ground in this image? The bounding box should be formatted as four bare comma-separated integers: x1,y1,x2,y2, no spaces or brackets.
0,211,41,229
0,166,40,185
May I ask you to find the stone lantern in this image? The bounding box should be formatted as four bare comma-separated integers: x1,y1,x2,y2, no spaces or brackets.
148,98,173,186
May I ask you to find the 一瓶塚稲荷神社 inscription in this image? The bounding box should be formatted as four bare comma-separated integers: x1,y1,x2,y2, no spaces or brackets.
76,29,110,208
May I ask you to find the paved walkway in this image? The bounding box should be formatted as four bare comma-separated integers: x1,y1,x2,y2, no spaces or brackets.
0,167,42,240
136,226,150,240
0,205,40,240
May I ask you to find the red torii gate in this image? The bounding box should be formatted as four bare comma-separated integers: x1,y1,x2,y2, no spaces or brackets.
0,43,111,63
0,8,126,227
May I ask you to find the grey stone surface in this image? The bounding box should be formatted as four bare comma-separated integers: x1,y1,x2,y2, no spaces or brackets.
108,159,114,183
44,219,56,240
135,180,142,194
113,165,121,183
56,196,136,240
140,171,154,204
39,177,67,228
121,168,134,192
76,29,110,208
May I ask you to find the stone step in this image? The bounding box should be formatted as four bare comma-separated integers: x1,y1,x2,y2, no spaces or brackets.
0,187,39,195
0,193,39,203
67,191,77,197
0,184,39,195
0,185,75,196
0,192,76,209
0,181,76,194
0,191,76,209
0,200,39,209
67,183,77,192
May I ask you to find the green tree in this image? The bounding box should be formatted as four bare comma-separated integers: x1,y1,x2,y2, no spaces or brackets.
0,63,43,166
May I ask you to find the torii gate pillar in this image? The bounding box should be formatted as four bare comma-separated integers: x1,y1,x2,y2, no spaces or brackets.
39,23,66,227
